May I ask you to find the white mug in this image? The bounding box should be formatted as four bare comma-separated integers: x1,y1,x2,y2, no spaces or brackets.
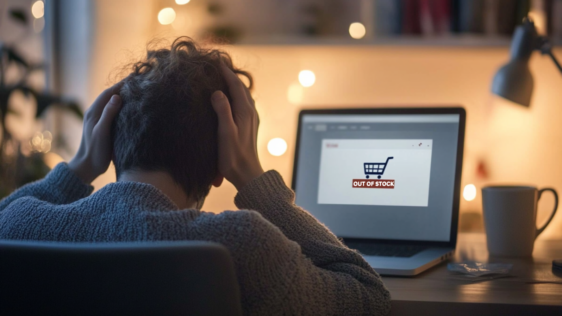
482,186,558,257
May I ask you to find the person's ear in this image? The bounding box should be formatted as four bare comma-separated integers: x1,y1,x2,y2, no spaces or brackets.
212,173,224,187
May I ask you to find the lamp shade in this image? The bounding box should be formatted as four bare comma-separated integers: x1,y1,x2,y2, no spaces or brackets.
491,19,538,107
491,60,534,106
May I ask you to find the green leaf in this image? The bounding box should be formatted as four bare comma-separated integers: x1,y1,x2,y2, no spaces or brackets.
6,47,29,69
9,9,27,25
33,91,83,120
62,102,84,120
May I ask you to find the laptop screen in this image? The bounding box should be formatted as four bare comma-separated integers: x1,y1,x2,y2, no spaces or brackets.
293,112,462,243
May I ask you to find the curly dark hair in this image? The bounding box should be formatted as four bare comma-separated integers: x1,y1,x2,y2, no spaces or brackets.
112,37,253,201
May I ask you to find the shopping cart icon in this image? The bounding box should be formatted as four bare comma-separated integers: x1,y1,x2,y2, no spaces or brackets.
364,157,393,179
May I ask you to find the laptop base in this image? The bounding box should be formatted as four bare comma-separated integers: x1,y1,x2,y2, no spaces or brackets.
363,247,454,276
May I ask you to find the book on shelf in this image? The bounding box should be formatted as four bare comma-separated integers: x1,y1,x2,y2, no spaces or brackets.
369,0,562,39
402,0,422,34
459,0,485,33
420,0,450,35
375,0,402,35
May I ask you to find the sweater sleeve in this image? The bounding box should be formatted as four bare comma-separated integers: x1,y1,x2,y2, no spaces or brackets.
0,163,93,212
230,170,391,315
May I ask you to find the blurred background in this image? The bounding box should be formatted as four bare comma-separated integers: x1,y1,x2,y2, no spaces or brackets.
1,0,561,239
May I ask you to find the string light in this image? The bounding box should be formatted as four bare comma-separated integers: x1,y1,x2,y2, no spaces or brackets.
31,1,44,19
298,70,315,87
349,22,366,39
29,131,52,153
158,8,176,25
463,184,477,201
267,138,287,156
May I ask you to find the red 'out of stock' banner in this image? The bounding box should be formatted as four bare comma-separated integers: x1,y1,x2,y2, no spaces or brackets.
352,179,395,189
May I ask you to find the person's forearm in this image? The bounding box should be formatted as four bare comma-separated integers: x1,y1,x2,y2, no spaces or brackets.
234,170,346,256
210,203,391,315
0,163,93,212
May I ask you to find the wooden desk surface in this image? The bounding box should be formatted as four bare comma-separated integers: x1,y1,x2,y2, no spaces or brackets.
382,233,562,315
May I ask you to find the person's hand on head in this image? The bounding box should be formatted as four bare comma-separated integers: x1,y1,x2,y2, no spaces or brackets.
68,83,123,184
211,63,264,191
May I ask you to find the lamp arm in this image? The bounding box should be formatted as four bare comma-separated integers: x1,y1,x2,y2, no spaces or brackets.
537,37,562,75
546,51,562,74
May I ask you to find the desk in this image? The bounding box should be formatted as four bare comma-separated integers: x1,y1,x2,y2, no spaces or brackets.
382,233,562,315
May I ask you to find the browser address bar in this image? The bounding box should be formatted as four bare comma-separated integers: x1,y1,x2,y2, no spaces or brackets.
303,114,459,123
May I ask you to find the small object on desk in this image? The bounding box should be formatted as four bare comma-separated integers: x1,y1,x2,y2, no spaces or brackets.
448,261,512,278
383,234,562,315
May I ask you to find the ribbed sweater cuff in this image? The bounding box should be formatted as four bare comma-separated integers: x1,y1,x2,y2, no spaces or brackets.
235,170,344,248
45,163,94,200
234,170,294,211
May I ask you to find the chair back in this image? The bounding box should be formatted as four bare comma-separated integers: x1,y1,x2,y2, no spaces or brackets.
0,240,242,316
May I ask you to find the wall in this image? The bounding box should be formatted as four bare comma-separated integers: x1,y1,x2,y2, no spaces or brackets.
207,45,562,240
66,1,562,240
88,0,156,189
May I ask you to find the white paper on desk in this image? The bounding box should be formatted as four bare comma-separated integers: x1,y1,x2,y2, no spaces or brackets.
447,262,513,278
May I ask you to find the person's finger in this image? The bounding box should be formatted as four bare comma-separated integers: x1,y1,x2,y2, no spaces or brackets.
211,90,236,130
243,85,255,108
94,95,122,136
219,63,249,109
86,82,124,123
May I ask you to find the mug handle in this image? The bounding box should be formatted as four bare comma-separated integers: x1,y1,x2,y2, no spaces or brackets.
536,188,559,238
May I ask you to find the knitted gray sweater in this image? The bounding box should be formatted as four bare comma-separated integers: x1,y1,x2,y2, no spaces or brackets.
0,163,391,315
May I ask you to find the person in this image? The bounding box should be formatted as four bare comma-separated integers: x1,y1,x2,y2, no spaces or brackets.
0,38,391,315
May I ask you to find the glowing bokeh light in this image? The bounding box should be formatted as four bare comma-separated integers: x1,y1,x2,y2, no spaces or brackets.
158,8,176,25
176,0,191,4
43,130,53,141
463,184,477,201
33,17,45,33
29,131,53,153
31,1,44,19
267,138,287,156
349,22,366,39
298,70,315,87
287,83,304,104
31,132,43,147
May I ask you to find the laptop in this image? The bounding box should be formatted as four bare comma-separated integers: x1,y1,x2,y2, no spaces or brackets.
292,107,465,276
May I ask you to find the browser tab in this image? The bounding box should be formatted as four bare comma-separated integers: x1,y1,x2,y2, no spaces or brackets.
314,124,327,132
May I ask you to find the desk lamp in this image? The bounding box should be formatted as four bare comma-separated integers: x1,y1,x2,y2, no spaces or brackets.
491,18,562,106
491,18,562,272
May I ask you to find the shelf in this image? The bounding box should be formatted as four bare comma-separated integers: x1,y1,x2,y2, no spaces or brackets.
235,35,562,48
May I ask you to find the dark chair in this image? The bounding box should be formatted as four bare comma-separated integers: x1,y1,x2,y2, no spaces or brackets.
0,240,242,316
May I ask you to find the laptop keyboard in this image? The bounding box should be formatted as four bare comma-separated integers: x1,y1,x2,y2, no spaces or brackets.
344,241,427,258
